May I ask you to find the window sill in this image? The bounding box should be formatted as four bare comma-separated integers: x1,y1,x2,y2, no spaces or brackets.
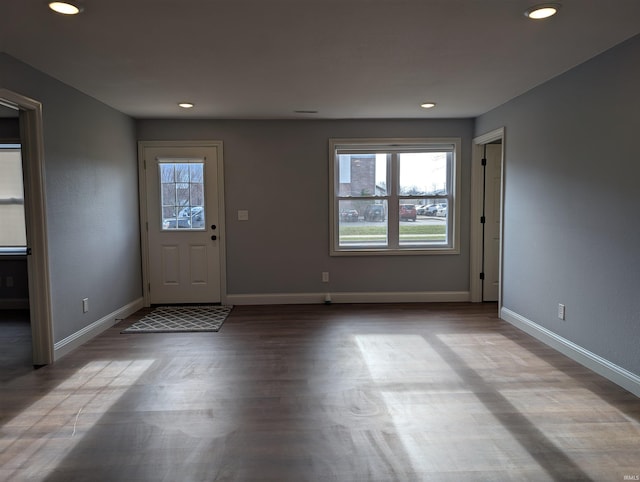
0,247,28,258
330,247,460,256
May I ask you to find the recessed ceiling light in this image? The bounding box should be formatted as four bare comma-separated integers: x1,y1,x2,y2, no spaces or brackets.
524,3,561,20
48,2,83,15
420,102,436,109
178,102,194,109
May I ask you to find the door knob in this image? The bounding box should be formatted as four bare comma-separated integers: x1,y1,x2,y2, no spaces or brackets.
211,235,217,240
211,224,217,230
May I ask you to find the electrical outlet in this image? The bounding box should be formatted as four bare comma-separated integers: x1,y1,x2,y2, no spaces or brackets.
82,298,89,313
558,303,565,320
322,272,329,283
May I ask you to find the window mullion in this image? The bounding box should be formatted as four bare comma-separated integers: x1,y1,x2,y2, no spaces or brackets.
388,153,400,249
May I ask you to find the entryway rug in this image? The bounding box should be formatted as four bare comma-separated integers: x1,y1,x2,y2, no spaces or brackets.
121,305,232,333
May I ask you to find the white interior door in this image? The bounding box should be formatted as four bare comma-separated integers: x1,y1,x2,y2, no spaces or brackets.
483,143,502,301
143,144,222,304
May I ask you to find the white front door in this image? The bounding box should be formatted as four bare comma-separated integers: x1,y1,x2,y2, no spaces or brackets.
142,143,223,304
483,143,502,302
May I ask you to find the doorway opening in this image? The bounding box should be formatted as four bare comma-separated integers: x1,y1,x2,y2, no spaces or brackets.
0,89,53,367
470,128,504,307
0,111,33,378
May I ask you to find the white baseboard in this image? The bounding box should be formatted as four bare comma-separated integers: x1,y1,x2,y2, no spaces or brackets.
54,297,144,361
227,291,470,306
501,307,640,398
0,298,30,310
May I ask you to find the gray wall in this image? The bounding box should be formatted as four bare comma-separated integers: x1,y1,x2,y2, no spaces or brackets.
137,119,474,295
1,54,142,342
475,35,640,376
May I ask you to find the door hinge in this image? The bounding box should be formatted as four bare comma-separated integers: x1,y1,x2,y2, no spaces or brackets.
480,216,486,224
148,282,151,292
481,158,487,166
480,272,485,280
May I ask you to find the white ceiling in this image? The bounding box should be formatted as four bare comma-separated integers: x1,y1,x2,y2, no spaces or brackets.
2,0,639,119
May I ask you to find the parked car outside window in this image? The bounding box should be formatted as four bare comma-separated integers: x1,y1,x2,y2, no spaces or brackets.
399,204,417,221
364,204,385,222
163,218,191,229
340,209,359,222
178,206,205,228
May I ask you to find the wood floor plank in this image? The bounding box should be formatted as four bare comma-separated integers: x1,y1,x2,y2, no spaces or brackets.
1,303,639,481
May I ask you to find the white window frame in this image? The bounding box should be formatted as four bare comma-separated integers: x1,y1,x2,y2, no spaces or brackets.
0,143,27,254
329,137,461,256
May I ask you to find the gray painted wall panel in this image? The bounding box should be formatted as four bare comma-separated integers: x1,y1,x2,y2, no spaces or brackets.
475,35,640,376
1,54,142,342
137,119,473,295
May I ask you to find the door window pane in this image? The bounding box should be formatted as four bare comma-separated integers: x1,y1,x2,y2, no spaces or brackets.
159,161,206,230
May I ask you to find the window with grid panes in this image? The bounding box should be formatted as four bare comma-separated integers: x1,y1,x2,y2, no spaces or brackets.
329,138,460,255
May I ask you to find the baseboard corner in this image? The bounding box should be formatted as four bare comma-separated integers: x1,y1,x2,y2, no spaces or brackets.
54,297,144,361
500,307,640,398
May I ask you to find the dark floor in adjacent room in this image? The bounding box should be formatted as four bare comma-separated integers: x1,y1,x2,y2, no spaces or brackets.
0,309,33,384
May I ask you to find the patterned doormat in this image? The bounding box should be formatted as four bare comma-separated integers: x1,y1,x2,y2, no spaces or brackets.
121,305,232,333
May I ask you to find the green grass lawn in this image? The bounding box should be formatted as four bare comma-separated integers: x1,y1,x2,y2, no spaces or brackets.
340,224,445,235
340,223,446,243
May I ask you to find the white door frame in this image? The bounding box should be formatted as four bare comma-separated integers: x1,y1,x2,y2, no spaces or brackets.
138,140,227,307
0,89,54,365
470,127,505,308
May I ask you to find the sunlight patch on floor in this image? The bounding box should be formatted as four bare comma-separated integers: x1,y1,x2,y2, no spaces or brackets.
354,334,544,477
436,332,564,383
354,334,462,386
435,332,640,480
0,359,155,480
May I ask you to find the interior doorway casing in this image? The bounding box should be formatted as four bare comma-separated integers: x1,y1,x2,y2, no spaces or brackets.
0,89,54,365
470,127,505,309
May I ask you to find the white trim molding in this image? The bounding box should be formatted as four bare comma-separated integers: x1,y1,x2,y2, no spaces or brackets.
227,291,470,305
54,298,144,361
501,307,640,398
329,137,462,256
470,127,505,305
0,88,54,365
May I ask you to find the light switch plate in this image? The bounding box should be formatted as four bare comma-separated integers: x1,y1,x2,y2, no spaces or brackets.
238,210,249,221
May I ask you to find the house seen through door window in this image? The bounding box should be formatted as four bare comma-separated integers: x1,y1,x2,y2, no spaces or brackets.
159,161,206,230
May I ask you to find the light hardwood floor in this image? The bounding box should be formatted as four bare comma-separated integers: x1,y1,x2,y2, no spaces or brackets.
1,303,639,481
